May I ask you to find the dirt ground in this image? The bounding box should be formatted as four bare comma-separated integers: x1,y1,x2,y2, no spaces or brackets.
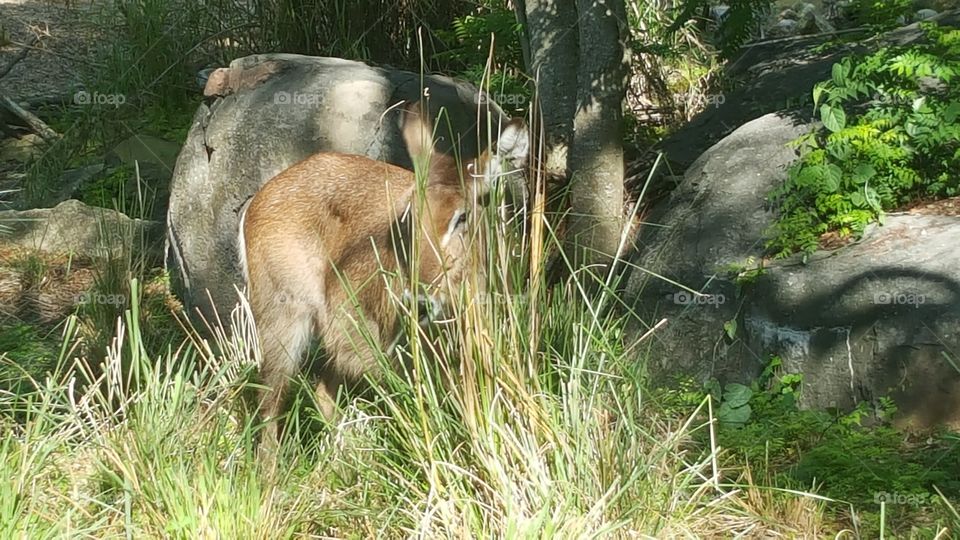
1,0,112,104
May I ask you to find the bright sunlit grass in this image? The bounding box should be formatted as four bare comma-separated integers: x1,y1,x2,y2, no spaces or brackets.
0,171,834,538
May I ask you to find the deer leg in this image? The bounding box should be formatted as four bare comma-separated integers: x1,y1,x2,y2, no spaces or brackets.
255,306,313,457
313,370,342,423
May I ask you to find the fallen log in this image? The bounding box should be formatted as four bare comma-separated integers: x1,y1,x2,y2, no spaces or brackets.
0,94,60,141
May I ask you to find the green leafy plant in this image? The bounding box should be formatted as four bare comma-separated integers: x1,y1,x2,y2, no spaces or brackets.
849,0,914,31
433,2,530,116
705,379,754,426
754,356,803,409
767,23,960,257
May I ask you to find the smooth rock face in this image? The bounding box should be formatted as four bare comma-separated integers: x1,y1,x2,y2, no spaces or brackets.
628,112,814,388
627,113,960,429
0,199,162,259
745,214,960,429
165,54,510,321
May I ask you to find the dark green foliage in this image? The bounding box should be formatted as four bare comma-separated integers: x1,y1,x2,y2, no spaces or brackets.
666,0,774,59
849,0,915,31
793,426,960,505
433,2,530,116
433,4,524,71
767,23,960,257
705,379,754,426
660,353,960,533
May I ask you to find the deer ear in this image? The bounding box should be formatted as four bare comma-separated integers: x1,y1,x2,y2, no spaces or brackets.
468,118,529,195
495,119,529,170
399,100,435,170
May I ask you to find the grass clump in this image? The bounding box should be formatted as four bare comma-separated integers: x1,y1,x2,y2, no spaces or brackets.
0,189,833,536
660,357,960,537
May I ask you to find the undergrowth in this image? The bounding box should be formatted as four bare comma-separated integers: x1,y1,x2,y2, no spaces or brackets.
1,177,837,537
659,355,960,537
767,22,960,257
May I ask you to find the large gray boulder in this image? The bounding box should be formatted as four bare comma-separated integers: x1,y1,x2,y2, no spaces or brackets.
166,54,511,321
627,112,960,429
628,113,815,385
745,214,960,429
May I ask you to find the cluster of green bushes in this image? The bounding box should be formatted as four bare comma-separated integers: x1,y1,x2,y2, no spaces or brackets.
661,356,960,536
768,22,960,257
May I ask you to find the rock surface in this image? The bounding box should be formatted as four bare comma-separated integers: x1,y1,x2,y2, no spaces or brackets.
628,113,814,387
0,199,163,259
745,214,960,430
165,54,512,320
627,113,960,430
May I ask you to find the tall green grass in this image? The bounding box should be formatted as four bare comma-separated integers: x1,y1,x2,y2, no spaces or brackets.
0,144,835,537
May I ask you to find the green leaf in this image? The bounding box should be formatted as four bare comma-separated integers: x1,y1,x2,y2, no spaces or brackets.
723,383,753,408
905,121,921,137
944,102,960,123
779,392,796,409
813,84,826,108
865,187,882,212
723,319,738,340
821,104,847,132
822,164,842,193
852,163,876,185
718,402,752,426
831,61,848,87
704,378,722,399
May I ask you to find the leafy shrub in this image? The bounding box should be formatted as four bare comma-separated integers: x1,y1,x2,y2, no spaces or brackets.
433,2,530,116
705,380,754,426
666,0,775,59
849,0,914,31
677,357,960,534
434,3,524,71
767,23,960,257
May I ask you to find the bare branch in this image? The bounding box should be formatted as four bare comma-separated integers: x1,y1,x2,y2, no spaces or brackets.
0,35,40,81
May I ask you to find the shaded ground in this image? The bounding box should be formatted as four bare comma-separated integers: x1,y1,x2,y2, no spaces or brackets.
0,0,111,104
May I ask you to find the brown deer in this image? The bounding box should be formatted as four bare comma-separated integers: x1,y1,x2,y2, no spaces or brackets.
239,100,527,447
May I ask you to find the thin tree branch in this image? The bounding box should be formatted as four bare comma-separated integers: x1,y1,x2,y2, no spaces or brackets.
0,35,39,81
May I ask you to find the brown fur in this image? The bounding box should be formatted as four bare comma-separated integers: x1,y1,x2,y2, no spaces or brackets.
241,101,526,450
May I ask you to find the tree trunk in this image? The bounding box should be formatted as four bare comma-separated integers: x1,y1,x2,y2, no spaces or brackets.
522,0,579,181
567,0,629,269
